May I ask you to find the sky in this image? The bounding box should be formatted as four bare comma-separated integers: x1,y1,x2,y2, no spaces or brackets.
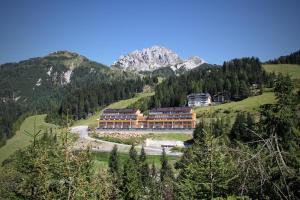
0,0,300,65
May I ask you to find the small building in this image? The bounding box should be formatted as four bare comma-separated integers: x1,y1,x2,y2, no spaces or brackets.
212,92,230,103
144,138,184,148
187,93,211,107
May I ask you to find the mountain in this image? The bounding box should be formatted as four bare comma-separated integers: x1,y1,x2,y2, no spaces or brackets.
0,50,145,147
0,50,111,103
112,45,205,72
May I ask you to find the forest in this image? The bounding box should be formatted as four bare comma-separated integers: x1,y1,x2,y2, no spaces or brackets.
0,74,299,199
141,57,275,110
266,50,300,65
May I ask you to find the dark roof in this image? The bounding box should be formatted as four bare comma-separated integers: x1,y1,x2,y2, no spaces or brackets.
103,108,138,114
149,107,192,113
187,93,211,98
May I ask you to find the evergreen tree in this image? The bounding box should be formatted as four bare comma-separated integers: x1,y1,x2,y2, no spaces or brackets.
193,120,205,143
229,113,246,143
129,144,138,164
139,146,150,187
108,145,121,199
148,162,162,200
108,145,120,176
239,80,250,99
121,155,142,199
175,130,236,199
160,148,174,200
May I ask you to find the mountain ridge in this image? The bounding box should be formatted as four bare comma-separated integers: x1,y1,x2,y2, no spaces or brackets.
112,45,205,72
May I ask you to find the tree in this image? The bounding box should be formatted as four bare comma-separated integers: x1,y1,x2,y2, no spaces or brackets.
108,145,121,199
108,145,120,176
239,80,250,99
1,131,97,199
139,146,150,187
193,120,205,143
149,162,162,200
121,145,143,200
160,148,174,200
175,131,236,199
129,144,138,164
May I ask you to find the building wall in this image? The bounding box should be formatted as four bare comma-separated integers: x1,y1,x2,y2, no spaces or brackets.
98,108,196,129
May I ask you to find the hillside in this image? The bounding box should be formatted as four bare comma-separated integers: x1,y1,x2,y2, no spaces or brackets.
0,114,57,164
73,92,155,128
0,51,145,147
195,92,276,122
0,51,110,102
263,64,300,79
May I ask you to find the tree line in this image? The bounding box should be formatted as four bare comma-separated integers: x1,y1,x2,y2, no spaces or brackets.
266,49,300,65
147,57,275,109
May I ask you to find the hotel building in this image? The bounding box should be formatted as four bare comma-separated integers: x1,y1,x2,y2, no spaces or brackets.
97,107,196,129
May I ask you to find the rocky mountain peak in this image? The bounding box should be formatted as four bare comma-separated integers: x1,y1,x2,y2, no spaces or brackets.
112,45,205,72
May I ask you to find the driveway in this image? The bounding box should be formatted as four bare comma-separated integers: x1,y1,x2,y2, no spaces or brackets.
70,126,183,156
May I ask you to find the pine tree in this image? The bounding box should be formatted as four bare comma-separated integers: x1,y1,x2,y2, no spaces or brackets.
160,148,174,200
129,144,138,164
193,120,205,143
148,162,162,200
239,80,250,99
108,145,121,199
139,146,150,187
108,145,120,176
175,131,236,199
121,158,142,199
229,112,246,143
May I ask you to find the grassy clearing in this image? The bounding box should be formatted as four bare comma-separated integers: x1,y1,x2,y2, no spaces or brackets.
147,133,192,141
0,114,57,164
263,64,300,79
92,151,179,170
195,92,276,122
73,92,154,128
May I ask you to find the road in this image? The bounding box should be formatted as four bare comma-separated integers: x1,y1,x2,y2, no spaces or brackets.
70,126,183,156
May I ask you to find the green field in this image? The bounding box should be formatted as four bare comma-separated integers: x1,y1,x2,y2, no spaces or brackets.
0,114,57,164
195,92,276,122
92,151,179,170
263,64,300,79
147,132,192,141
74,92,154,128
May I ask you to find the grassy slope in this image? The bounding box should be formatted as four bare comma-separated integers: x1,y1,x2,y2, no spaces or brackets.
74,92,154,127
0,114,57,164
263,64,300,79
195,92,276,122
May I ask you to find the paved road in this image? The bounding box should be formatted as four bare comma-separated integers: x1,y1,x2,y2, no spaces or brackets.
70,126,183,156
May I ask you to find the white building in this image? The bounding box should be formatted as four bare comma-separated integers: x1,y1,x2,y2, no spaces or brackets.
144,138,184,148
187,93,211,107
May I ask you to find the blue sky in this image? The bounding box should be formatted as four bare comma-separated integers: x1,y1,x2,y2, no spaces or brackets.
0,0,299,65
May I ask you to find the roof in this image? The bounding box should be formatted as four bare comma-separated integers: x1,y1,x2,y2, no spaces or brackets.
187,93,211,98
149,107,192,113
102,108,138,114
